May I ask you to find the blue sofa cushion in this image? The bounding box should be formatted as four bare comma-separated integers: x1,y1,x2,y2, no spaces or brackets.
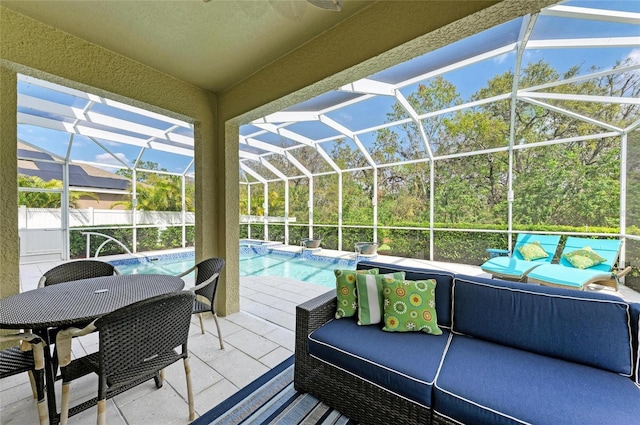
632,303,640,386
357,261,454,329
308,317,449,408
434,335,640,425
452,275,633,375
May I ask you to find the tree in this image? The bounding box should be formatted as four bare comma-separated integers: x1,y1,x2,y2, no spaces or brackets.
113,162,194,212
18,175,97,208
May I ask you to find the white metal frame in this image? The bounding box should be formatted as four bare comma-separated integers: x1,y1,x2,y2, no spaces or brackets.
239,4,640,264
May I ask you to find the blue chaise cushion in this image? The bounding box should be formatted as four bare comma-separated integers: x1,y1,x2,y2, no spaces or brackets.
308,318,449,408
357,261,454,328
452,275,633,376
434,335,640,425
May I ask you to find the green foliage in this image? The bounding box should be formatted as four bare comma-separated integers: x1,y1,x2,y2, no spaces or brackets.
114,163,194,212
69,225,194,258
18,175,98,208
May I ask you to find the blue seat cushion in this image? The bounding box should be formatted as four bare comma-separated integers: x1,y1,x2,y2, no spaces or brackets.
480,256,544,279
308,318,449,407
527,263,614,288
434,335,640,425
357,261,454,328
452,275,633,375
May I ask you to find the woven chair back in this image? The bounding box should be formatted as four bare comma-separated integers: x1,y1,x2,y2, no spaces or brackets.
95,291,194,384
194,258,225,306
43,260,117,286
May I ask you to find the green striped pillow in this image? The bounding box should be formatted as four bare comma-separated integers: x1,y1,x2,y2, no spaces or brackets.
356,272,406,325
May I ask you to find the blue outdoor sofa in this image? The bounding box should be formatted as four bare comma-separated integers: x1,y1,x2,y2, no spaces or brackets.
294,261,640,425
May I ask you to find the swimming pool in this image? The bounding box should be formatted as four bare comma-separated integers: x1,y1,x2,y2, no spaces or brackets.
110,247,355,288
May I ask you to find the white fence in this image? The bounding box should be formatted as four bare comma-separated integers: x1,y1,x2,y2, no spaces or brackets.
18,206,195,229
18,207,195,263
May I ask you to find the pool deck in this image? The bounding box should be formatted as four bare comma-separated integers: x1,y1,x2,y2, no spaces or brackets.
3,248,640,424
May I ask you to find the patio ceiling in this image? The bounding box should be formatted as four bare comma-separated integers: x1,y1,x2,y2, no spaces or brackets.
3,0,373,92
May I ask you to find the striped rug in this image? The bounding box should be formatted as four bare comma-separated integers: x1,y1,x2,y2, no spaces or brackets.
192,356,357,425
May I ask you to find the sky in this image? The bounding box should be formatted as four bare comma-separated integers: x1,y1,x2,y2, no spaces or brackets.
16,0,640,180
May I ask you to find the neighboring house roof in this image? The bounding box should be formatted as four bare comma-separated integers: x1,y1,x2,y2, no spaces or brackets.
18,142,130,191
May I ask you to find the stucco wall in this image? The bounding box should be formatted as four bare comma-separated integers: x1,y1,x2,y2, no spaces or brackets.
0,68,19,300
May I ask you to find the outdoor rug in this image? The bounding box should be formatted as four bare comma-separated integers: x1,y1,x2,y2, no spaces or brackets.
192,356,357,425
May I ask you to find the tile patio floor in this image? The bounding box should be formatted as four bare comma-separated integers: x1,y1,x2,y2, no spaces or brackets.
2,254,639,424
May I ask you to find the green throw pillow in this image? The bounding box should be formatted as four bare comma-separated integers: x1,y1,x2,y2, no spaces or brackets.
335,268,378,319
563,246,607,269
517,241,549,261
356,272,405,326
382,279,442,335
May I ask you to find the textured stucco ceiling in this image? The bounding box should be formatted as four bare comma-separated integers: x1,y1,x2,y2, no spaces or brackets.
2,0,374,93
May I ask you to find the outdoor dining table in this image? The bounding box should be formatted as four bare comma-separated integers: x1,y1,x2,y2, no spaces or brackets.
0,273,184,425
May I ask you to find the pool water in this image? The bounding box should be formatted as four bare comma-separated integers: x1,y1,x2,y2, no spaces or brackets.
240,252,339,287
115,257,195,276
113,250,350,288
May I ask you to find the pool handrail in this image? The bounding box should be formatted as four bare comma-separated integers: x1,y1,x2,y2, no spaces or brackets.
81,231,132,258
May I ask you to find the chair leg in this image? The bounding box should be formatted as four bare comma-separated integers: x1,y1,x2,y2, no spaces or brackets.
183,358,195,421
31,341,48,425
154,371,163,388
213,313,224,350
32,368,48,425
37,398,48,425
97,399,107,425
198,313,205,334
27,371,37,399
60,382,70,425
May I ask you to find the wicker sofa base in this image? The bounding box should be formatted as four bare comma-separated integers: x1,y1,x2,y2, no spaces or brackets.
294,355,430,425
295,290,430,425
432,411,464,425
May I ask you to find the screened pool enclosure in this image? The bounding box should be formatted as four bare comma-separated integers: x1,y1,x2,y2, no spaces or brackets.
238,2,640,277
15,1,640,289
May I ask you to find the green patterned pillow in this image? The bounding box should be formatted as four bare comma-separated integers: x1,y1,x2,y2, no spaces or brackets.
563,246,607,269
335,268,378,319
356,272,405,325
517,241,549,261
382,279,442,335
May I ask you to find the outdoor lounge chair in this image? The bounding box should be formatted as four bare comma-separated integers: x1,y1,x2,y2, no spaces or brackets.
527,237,631,291
480,234,561,282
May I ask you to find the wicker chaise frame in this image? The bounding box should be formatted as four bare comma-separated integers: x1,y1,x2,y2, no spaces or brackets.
294,290,432,425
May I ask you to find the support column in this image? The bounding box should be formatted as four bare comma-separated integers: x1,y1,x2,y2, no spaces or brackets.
0,67,19,299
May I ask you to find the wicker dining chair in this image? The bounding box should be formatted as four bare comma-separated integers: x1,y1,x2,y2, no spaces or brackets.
178,257,226,349
0,332,48,425
56,291,195,425
38,259,120,288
